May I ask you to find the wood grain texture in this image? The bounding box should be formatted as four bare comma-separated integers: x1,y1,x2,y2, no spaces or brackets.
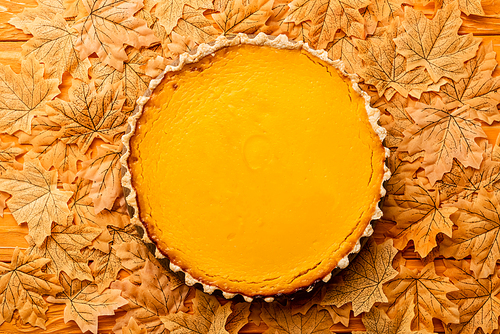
0,0,498,333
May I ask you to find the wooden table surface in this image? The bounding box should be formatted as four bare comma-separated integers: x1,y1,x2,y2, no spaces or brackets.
1,0,500,333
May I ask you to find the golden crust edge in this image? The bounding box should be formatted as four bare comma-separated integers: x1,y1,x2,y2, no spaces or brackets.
120,32,392,303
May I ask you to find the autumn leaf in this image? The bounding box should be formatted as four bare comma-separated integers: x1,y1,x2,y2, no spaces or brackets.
8,0,65,34
261,303,333,334
353,303,424,334
443,259,500,334
48,80,127,154
24,15,91,83
0,141,24,174
173,7,219,45
0,55,60,135
0,248,63,329
77,143,123,213
400,99,486,184
326,32,360,74
162,289,232,334
286,0,370,49
26,224,100,281
90,48,156,113
366,0,406,22
394,3,480,82
356,18,432,100
0,159,73,246
226,303,251,334
83,247,123,292
383,180,457,257
48,272,127,334
73,0,158,70
383,262,459,332
378,94,411,148
441,189,500,279
112,260,191,334
434,0,485,16
152,0,213,35
212,0,273,36
321,239,398,316
124,317,148,334
439,42,500,124
257,0,297,36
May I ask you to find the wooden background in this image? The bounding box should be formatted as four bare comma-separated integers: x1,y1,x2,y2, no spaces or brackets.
0,0,500,333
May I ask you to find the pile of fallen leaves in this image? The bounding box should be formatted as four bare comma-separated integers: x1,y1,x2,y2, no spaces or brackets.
0,0,499,333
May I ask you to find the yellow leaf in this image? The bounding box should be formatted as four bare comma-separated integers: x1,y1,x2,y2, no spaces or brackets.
0,56,60,135
8,0,65,34
261,303,333,334
153,0,213,35
0,159,73,246
353,303,426,334
394,3,480,82
212,0,273,36
173,7,219,45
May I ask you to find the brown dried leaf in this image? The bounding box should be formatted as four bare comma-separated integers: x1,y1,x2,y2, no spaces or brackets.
152,0,213,35
0,56,60,135
356,19,432,100
400,99,486,184
173,7,219,45
90,48,156,113
326,32,360,74
384,150,421,196
48,272,127,334
124,317,148,334
86,247,123,292
441,189,500,279
162,290,232,334
77,143,123,213
26,224,100,281
353,303,424,334
394,3,480,82
383,262,459,332
226,302,251,334
212,0,273,36
443,259,500,334
24,15,91,83
167,32,197,56
321,239,398,316
261,303,333,334
257,0,297,36
0,141,24,174
366,0,406,22
73,0,159,70
383,180,457,257
48,80,127,154
320,305,350,327
378,94,411,148
112,260,191,334
0,248,63,329
286,0,370,48
439,42,500,124
434,0,485,16
8,0,65,34
0,159,73,246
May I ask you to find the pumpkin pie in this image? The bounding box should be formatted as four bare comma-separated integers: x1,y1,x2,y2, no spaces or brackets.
121,34,389,301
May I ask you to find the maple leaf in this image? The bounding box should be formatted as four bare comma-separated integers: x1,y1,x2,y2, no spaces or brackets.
441,189,500,279
353,303,424,334
173,7,219,45
443,259,500,334
83,247,122,293
383,180,457,257
383,262,459,332
356,19,432,100
383,149,422,196
400,99,486,184
90,48,156,113
26,224,100,281
162,290,232,334
439,42,500,124
48,80,127,154
0,55,60,135
77,143,123,213
257,0,298,37
366,0,406,22
8,0,65,34
0,159,73,246
286,0,370,49
152,0,213,35
212,0,273,36
226,302,251,334
0,248,63,329
261,303,333,334
24,15,91,83
167,32,198,57
434,0,485,16
378,94,411,148
112,260,191,334
0,141,24,174
326,32,360,74
73,0,158,70
321,239,398,316
394,3,480,82
48,272,127,334
124,317,148,334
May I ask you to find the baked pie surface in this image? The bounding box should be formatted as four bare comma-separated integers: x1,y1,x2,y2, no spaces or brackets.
123,35,388,299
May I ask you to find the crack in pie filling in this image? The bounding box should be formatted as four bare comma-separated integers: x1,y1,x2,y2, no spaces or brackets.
122,34,389,300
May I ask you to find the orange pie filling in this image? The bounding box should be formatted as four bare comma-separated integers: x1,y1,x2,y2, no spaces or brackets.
127,41,386,297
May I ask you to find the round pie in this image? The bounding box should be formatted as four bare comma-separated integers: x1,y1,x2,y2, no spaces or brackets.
122,34,389,301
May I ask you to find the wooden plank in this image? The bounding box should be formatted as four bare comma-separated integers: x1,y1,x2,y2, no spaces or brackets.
0,0,34,41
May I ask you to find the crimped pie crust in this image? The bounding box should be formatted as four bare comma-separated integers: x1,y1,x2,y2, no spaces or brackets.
121,33,391,302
